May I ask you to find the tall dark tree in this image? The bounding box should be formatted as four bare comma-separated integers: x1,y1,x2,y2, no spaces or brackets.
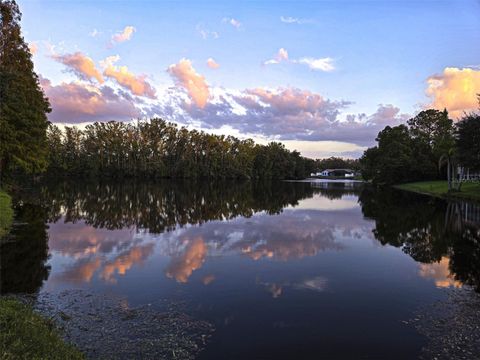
0,0,50,180
361,109,456,185
360,125,423,184
408,109,454,154
408,109,455,179
456,113,480,171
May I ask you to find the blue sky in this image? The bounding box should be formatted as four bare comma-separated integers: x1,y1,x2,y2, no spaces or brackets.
20,0,480,158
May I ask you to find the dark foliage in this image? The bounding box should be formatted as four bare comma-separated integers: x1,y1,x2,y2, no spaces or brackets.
314,157,360,172
359,186,480,291
45,119,315,180
456,113,480,171
0,203,50,294
0,0,50,181
360,109,455,184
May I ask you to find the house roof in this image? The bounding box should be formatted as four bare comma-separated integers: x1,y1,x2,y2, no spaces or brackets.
321,169,355,173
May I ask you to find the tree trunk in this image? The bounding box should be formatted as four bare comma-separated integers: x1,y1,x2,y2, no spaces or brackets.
447,158,451,191
456,167,464,191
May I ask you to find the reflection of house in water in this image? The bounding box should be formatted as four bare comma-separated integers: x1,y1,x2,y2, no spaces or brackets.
309,180,357,189
460,201,480,225
447,201,480,229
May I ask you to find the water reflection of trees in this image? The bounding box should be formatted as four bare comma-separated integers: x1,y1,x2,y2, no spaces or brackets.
359,187,480,291
2,180,364,292
40,180,328,233
0,203,50,294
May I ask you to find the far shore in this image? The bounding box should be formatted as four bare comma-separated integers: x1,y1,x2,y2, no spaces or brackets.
395,181,480,202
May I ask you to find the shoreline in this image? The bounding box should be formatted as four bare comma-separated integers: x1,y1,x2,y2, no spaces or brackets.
394,181,480,203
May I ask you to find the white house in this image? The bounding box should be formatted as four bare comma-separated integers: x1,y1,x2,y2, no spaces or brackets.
314,169,356,177
458,167,480,181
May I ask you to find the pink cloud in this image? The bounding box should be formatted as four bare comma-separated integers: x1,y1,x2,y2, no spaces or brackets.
165,238,207,283
101,244,154,283
207,58,220,69
168,59,210,108
52,52,104,83
160,85,408,146
426,67,480,118
40,76,140,123
101,55,156,98
28,42,38,55
111,25,136,44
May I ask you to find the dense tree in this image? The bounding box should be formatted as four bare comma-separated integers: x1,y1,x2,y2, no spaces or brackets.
360,109,455,184
314,157,360,172
0,0,50,181
408,109,456,187
456,113,480,171
45,119,315,180
360,125,432,184
408,109,454,160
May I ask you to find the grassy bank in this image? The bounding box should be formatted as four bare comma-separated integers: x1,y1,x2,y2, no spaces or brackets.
395,181,480,202
0,190,14,238
0,297,84,359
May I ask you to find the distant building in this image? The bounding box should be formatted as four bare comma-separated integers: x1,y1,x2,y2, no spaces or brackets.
458,167,480,182
312,169,356,178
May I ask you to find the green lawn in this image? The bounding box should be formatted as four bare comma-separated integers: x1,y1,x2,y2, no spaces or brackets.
395,180,480,201
0,297,84,360
0,190,14,238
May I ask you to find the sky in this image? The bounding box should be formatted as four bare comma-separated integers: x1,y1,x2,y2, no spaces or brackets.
20,0,480,158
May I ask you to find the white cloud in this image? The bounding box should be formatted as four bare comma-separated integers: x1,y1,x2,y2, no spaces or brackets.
263,48,289,65
280,16,311,24
264,48,335,72
196,24,219,40
222,17,241,29
294,57,335,72
89,29,100,37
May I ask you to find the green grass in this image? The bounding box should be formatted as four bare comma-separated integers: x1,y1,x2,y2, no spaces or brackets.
0,297,84,360
0,190,14,238
395,180,480,201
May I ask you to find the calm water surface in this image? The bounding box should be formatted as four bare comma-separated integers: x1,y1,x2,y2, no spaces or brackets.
2,180,480,359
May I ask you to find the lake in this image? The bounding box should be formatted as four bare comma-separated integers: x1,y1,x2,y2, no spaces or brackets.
2,179,480,359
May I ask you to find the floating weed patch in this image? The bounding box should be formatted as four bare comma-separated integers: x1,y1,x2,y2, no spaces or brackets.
19,290,214,360
0,297,84,359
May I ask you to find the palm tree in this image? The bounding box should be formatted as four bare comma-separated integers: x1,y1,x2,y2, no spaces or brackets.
439,149,455,191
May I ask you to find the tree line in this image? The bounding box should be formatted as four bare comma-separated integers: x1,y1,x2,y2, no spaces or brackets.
46,120,316,180
360,107,480,186
314,157,360,172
